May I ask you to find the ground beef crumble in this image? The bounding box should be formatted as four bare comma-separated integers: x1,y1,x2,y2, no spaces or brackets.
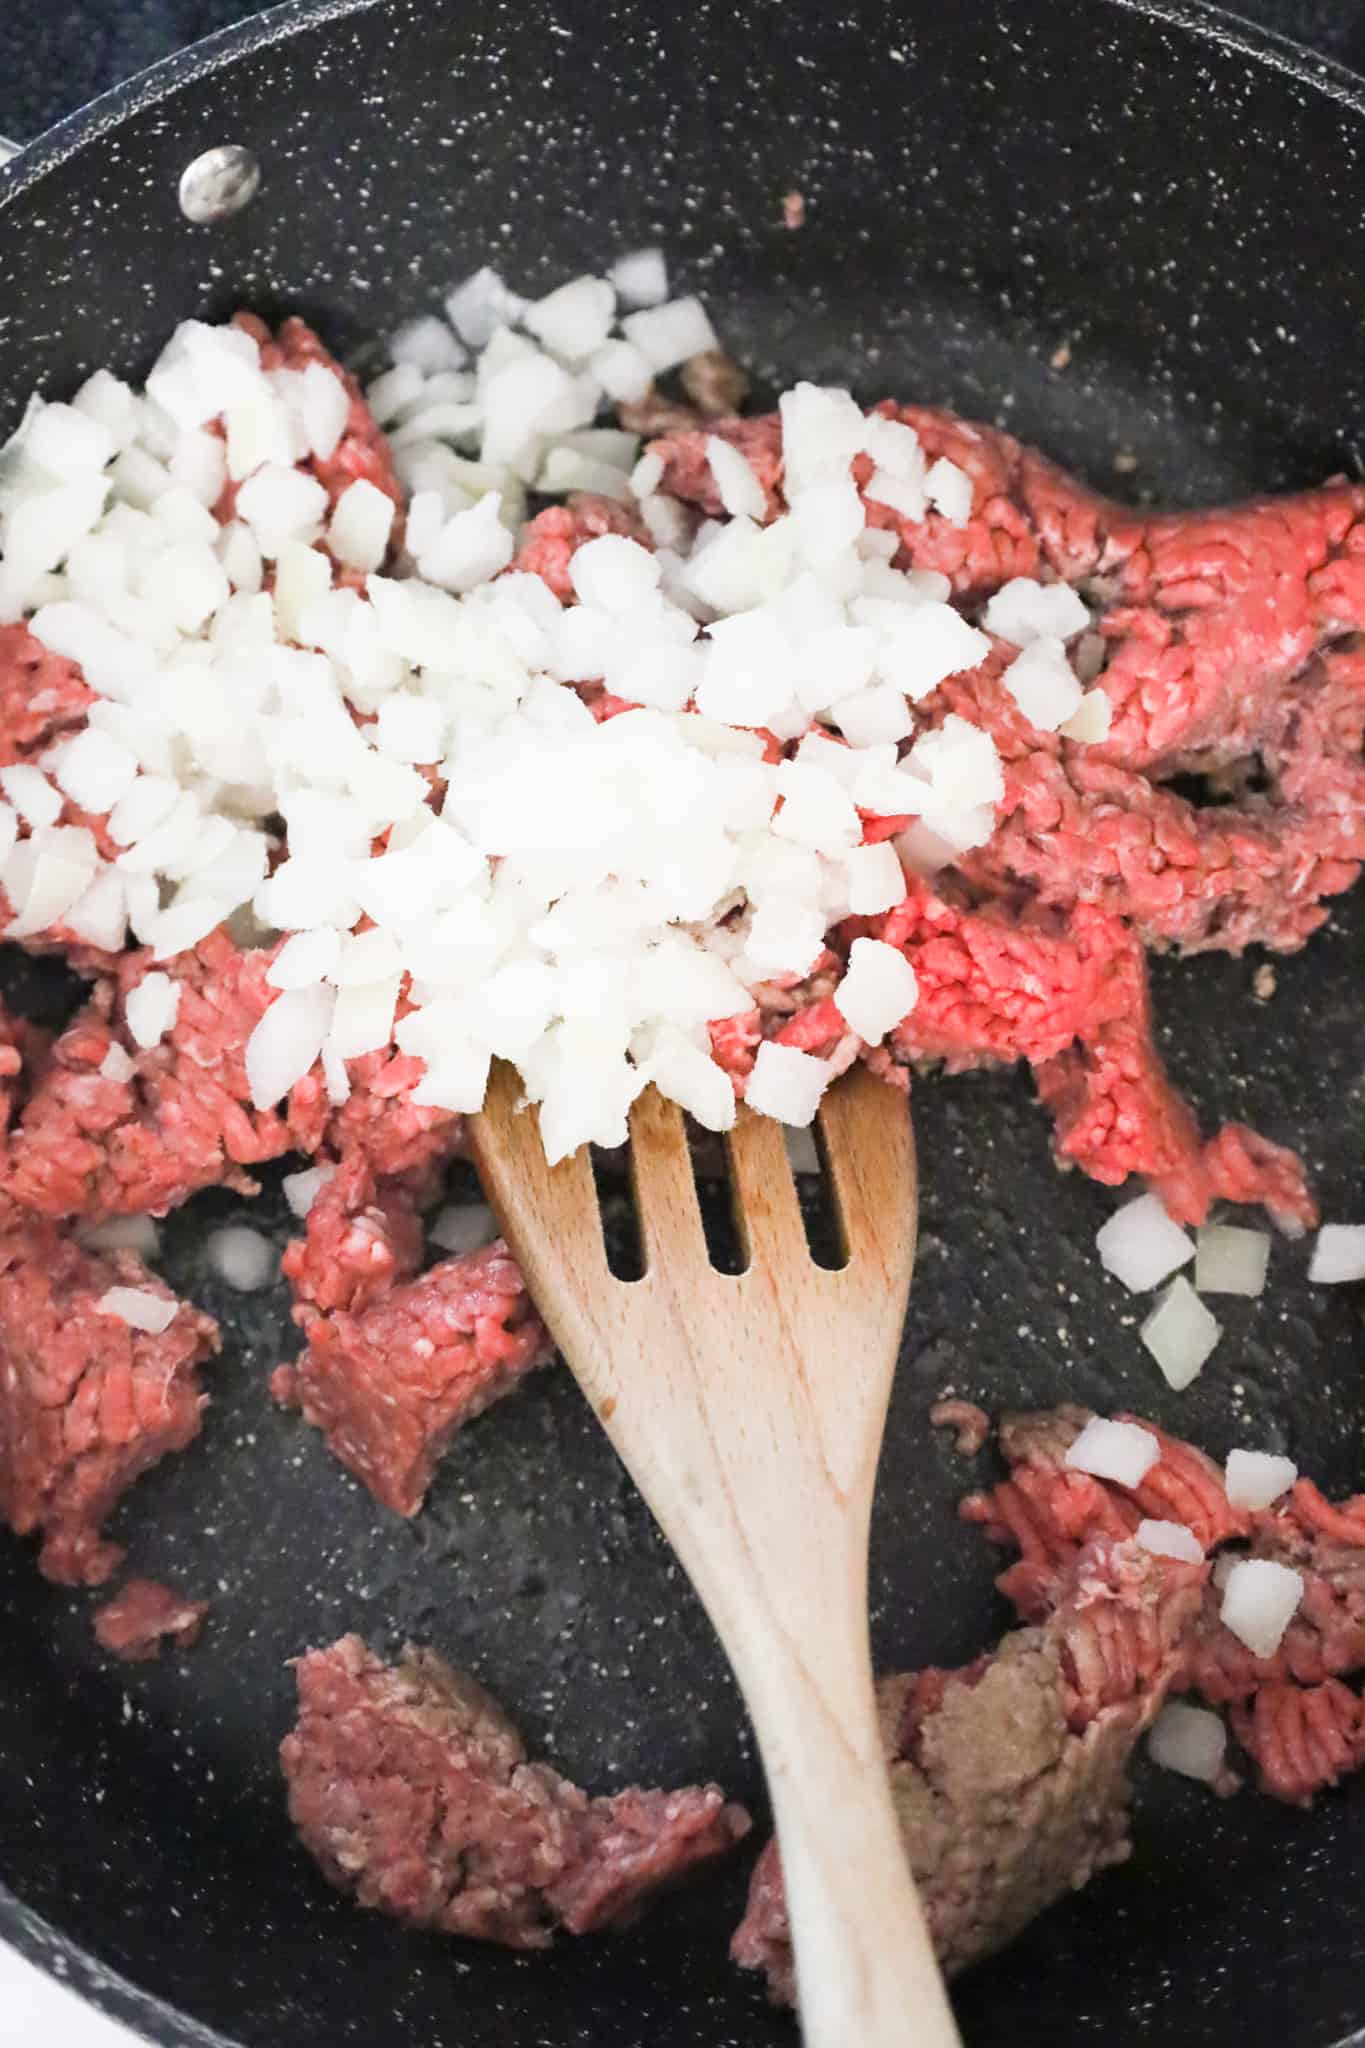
733,1539,1201,2001
962,1407,1365,1805
0,1222,219,1584
92,1576,209,1661
0,312,1361,1987
281,1635,750,1947
275,1153,551,1515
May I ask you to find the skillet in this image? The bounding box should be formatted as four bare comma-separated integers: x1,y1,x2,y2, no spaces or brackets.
1,1,1365,2041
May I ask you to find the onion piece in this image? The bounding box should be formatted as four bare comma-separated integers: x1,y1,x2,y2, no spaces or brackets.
1140,1276,1221,1391
1219,1557,1304,1660
1148,1702,1228,1786
95,1286,177,1334
207,1224,279,1292
428,1203,497,1257
1224,1448,1298,1511
1308,1223,1365,1284
1135,1518,1204,1563
1194,1222,1270,1297
1096,1192,1194,1293
1064,1416,1160,1488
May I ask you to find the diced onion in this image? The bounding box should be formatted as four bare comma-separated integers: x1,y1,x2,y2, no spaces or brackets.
1219,1557,1304,1659
1065,1416,1161,1488
207,1223,279,1292
1148,1702,1228,1786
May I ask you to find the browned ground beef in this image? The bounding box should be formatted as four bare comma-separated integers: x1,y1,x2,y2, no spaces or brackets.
281,1635,750,1947
732,1540,1202,2002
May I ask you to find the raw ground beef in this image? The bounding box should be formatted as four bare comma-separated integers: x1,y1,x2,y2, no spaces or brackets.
733,1538,1202,2002
0,1220,219,1584
961,1407,1365,1805
650,398,1365,1226
92,1576,209,1661
281,1635,749,1948
0,935,330,1221
0,620,94,770
275,1153,550,1515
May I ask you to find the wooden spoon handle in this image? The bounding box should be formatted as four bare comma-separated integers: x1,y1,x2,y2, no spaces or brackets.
731,1602,962,2048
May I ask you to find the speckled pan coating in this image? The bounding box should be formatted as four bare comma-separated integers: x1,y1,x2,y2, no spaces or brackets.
1,3,1365,2046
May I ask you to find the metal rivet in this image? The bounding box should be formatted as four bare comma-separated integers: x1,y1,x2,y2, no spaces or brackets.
178,144,261,225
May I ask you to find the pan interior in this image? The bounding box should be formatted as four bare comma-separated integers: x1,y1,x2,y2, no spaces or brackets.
1,3,1364,2044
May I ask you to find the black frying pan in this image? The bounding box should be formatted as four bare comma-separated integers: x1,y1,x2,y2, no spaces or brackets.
2,1,1365,2042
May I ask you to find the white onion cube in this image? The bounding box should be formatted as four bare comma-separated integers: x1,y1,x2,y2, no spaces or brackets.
1065,1415,1161,1488
1141,1276,1221,1391
1224,1449,1298,1512
1136,1519,1204,1563
982,576,1090,646
1148,1702,1227,1786
1219,1557,1304,1660
621,297,719,373
744,1041,835,1127
1096,1192,1194,1293
328,479,395,573
834,937,918,1044
925,456,972,525
125,970,181,1049
1195,1223,1270,1297
1308,1223,1365,1284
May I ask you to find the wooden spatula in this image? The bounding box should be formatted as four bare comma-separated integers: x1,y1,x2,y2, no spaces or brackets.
469,1061,960,2048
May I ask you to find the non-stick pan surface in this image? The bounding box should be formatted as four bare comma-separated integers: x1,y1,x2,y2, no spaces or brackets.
2,2,1364,2042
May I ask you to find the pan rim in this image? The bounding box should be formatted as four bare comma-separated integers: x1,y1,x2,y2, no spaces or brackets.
2,1,1365,2044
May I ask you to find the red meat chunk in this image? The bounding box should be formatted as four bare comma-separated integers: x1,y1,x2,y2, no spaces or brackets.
1,934,330,1221
960,1406,1365,1807
712,878,1314,1230
0,1220,219,1584
0,621,95,769
278,1231,550,1517
280,1151,425,1317
1229,1680,1365,1806
656,406,1365,953
733,1538,1201,2003
322,1043,461,1188
92,1577,209,1661
281,1635,749,1949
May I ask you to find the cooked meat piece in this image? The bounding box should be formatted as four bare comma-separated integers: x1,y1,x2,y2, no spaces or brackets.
92,1577,209,1661
616,391,706,437
929,1398,991,1457
0,1220,219,1584
961,1406,1365,1806
679,350,751,417
276,1239,550,1515
281,1635,749,1948
733,1540,1201,2002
